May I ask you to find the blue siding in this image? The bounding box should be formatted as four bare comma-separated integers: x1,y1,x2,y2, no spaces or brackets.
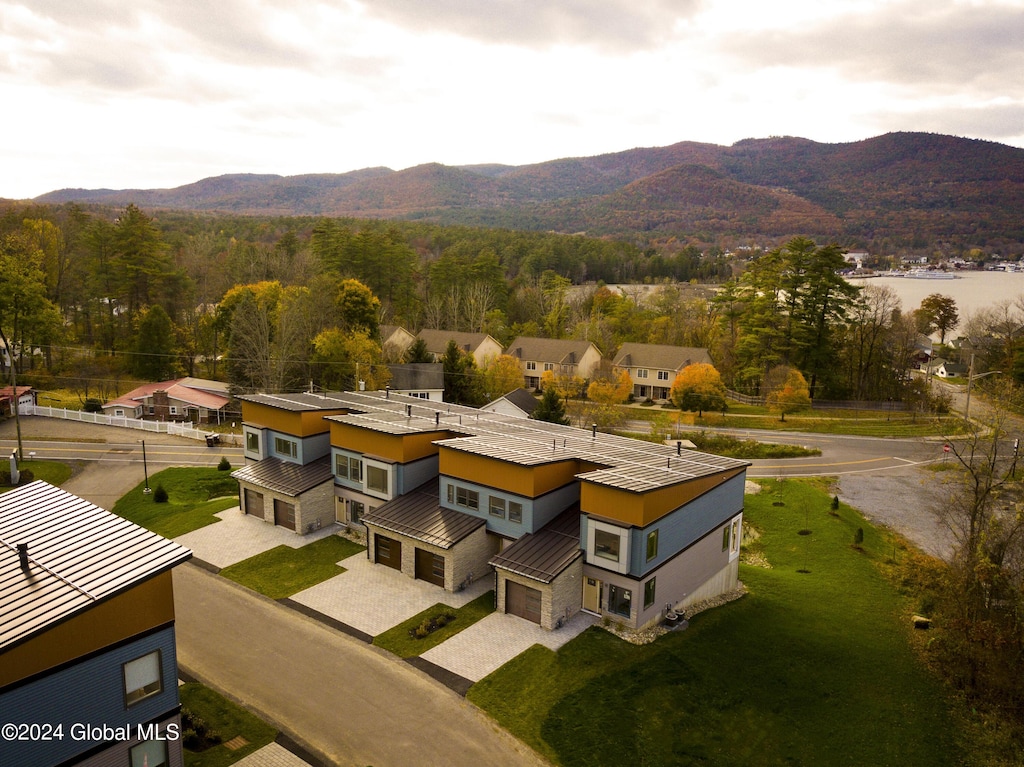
0,627,179,767
399,455,439,495
439,477,578,537
269,430,330,464
627,474,744,577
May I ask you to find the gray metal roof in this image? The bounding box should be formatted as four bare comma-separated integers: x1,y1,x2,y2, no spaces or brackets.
361,479,485,549
231,456,333,496
489,509,582,583
0,481,192,652
387,363,444,391
245,389,747,492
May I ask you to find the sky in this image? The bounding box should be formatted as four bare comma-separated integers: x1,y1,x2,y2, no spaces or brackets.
2,0,1022,200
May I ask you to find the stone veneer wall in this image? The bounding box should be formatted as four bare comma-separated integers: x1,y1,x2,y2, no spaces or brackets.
364,525,497,592
496,555,583,630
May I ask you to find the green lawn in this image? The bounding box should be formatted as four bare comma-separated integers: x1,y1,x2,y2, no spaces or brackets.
468,478,958,767
219,535,365,599
373,591,496,657
111,467,239,538
0,460,73,491
179,682,276,767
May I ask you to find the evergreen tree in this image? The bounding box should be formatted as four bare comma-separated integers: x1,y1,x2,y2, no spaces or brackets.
531,386,570,425
133,305,178,380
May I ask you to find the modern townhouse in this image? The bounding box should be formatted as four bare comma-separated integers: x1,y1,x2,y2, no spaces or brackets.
612,343,713,401
234,390,747,632
505,337,603,390
0,481,192,767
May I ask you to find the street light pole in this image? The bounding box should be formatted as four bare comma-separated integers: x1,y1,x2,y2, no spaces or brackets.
141,440,152,494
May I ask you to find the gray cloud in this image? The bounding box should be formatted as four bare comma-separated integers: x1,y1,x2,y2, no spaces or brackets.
356,0,704,51
726,1,1024,96
865,102,1024,144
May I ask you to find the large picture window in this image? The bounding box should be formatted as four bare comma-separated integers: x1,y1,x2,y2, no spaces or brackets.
608,585,632,618
366,465,389,493
246,432,259,453
123,650,162,707
594,529,620,562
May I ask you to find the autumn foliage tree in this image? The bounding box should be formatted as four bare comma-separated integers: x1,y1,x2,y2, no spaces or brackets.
587,369,633,405
669,363,727,417
479,354,525,399
765,367,812,422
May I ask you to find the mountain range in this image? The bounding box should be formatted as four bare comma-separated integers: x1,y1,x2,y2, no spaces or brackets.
36,132,1024,247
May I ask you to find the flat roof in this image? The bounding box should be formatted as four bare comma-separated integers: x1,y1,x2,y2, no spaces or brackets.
0,481,192,652
361,479,485,549
248,390,748,492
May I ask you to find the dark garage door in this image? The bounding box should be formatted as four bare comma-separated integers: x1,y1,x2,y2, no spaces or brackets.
244,489,264,519
506,580,542,624
414,548,445,587
273,498,296,531
375,535,402,570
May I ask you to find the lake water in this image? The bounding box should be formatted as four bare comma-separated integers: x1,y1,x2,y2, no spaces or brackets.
846,271,1024,339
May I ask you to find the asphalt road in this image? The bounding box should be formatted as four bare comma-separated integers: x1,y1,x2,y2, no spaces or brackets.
174,563,549,767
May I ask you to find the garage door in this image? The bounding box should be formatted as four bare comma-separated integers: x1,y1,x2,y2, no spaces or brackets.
273,498,296,531
375,535,402,570
244,489,264,519
414,548,445,587
506,580,542,624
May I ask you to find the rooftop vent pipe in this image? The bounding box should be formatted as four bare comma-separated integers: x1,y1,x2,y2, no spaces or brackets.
17,543,29,571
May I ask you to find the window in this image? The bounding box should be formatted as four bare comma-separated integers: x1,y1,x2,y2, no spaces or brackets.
246,432,259,453
169,406,178,415
646,529,659,562
608,585,632,618
636,368,649,379
455,486,479,510
543,362,554,371
274,437,297,459
124,650,162,707
114,408,124,417
338,456,362,481
657,370,670,381
595,529,620,562
508,501,523,523
130,740,168,767
731,519,741,554
366,465,389,493
349,500,364,524
526,361,536,370
723,525,730,551
489,496,506,518
411,392,429,399
644,578,657,609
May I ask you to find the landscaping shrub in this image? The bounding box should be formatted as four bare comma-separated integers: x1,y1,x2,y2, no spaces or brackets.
832,495,840,511
854,527,864,545
409,611,458,640
180,707,221,752
153,485,168,503
83,398,103,413
217,456,231,471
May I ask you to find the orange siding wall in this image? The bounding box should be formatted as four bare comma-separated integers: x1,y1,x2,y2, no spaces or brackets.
581,468,743,527
439,449,579,497
242,402,347,436
0,572,177,687
331,422,453,462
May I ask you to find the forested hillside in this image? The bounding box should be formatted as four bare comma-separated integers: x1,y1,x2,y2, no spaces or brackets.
32,132,1024,251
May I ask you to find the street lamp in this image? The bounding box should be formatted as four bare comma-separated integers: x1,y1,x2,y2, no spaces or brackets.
140,440,152,494
963,353,1002,422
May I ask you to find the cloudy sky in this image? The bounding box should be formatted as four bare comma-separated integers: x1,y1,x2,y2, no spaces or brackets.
2,0,1022,199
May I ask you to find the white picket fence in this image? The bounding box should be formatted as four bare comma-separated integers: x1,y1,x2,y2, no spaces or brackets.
21,404,230,442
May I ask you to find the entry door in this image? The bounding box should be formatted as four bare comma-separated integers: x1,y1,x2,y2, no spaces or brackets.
414,548,445,587
375,535,402,570
506,581,542,624
583,577,602,613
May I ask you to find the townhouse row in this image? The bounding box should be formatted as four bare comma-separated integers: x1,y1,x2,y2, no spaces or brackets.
233,390,747,631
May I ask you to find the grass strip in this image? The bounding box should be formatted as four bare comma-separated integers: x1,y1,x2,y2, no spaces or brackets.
469,478,957,767
220,535,364,599
373,590,496,657
0,460,73,491
112,467,239,538
179,682,276,767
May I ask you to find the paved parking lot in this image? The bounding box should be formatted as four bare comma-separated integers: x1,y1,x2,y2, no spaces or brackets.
174,509,595,683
